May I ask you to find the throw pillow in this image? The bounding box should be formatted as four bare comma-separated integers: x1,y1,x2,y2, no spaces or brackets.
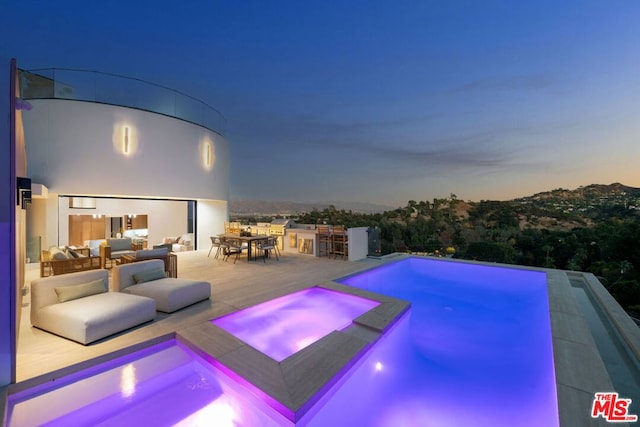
50,247,69,260
133,268,167,284
55,279,107,303
66,248,80,258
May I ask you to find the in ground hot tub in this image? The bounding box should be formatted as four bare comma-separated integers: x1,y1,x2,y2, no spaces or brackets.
211,287,381,361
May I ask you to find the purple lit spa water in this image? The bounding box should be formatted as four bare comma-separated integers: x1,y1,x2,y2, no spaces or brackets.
211,287,380,361
8,258,559,426
6,340,290,426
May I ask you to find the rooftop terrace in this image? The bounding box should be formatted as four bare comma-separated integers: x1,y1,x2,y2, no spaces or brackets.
15,250,640,426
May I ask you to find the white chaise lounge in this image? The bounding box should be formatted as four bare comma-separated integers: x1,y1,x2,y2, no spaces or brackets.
112,259,211,313
30,269,156,345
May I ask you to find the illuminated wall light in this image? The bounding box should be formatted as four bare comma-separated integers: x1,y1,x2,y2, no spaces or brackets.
123,126,130,154
202,140,214,169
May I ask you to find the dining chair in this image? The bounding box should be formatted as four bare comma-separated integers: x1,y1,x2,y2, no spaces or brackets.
208,236,224,259
256,237,278,262
222,237,244,264
269,236,281,257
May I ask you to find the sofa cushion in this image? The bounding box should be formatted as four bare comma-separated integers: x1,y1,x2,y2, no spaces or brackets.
133,268,167,284
35,292,156,344
30,269,157,344
55,278,106,303
107,238,133,252
126,278,211,313
136,248,169,259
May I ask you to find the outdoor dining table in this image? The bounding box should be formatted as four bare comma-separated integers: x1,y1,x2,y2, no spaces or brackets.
219,234,270,262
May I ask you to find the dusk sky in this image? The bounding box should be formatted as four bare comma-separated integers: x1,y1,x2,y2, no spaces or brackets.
2,1,639,207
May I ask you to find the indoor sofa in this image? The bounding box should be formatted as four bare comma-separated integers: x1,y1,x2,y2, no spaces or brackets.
40,246,101,277
112,259,210,313
30,269,156,345
99,237,141,268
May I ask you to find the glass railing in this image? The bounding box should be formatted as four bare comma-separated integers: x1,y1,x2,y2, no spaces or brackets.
19,68,227,136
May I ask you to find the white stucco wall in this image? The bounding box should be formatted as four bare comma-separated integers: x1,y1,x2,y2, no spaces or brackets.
348,227,369,261
23,99,229,201
196,199,228,251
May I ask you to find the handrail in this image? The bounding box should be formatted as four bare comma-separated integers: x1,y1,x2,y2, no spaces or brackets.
19,68,227,136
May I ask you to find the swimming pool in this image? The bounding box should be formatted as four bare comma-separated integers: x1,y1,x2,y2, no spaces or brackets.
314,257,560,426
7,257,559,426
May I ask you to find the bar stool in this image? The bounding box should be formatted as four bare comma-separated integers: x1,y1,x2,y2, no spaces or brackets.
317,225,332,257
332,225,348,260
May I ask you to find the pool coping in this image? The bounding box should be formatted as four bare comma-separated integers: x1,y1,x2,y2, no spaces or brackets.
177,282,410,422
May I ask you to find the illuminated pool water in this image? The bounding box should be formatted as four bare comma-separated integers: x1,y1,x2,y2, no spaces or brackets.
211,287,380,361
7,258,559,426
316,257,560,427
6,340,291,426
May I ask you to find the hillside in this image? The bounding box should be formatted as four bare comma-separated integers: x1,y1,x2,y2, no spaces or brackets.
231,183,640,226
510,183,640,230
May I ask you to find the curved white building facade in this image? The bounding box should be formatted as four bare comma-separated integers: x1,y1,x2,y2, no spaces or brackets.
25,99,229,201
22,76,230,250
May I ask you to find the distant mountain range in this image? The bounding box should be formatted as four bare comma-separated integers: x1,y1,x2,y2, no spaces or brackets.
230,183,640,217
229,199,395,216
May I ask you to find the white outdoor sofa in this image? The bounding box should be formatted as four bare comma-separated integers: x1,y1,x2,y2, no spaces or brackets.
112,259,211,313
30,269,156,345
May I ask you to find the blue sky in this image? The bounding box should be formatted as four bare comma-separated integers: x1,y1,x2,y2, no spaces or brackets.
2,1,639,207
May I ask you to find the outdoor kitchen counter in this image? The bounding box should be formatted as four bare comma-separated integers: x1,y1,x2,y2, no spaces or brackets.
283,228,318,256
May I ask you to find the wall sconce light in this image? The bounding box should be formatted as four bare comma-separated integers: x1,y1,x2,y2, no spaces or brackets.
202,140,214,169
123,126,130,154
